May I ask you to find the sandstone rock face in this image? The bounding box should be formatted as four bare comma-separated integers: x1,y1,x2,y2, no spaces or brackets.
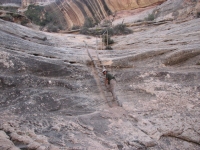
154,0,200,22
52,0,166,28
0,0,200,149
1,0,166,29
105,0,165,12
113,0,200,25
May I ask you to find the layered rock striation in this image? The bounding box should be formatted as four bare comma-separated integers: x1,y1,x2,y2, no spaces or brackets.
1,0,166,29
52,0,166,28
0,16,200,149
0,0,200,149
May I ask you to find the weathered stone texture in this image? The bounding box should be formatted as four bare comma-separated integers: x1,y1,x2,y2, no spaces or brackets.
1,0,166,28
0,0,200,149
105,0,165,12
57,0,166,28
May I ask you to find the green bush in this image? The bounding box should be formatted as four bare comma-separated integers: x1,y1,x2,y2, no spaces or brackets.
102,34,114,45
105,46,113,50
80,27,90,35
83,17,95,28
24,5,64,31
24,5,44,25
136,19,142,22
100,24,133,36
113,24,132,35
47,24,59,32
101,19,112,27
79,17,97,34
72,25,80,30
0,6,18,12
11,13,21,18
145,14,155,21
80,24,132,36
102,27,114,36
197,12,200,18
2,15,13,21
79,24,132,51
21,19,29,25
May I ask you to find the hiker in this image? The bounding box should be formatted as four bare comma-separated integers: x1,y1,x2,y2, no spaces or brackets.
102,69,121,106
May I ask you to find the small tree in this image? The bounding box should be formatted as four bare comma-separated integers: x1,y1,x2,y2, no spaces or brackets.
24,5,64,32
24,5,44,25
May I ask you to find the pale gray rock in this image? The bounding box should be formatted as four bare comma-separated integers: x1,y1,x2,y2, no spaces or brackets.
0,131,20,150
0,0,200,150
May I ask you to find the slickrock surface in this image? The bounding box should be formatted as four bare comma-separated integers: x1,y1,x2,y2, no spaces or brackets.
0,0,200,150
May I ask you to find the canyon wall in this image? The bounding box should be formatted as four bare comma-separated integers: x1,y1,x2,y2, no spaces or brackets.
52,0,166,28
0,15,200,150
1,0,166,29
0,0,200,149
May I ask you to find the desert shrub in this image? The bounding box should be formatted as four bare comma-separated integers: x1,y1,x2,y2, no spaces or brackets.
24,5,44,25
137,20,143,22
21,19,29,25
101,27,114,36
80,27,90,35
102,34,114,45
113,24,132,35
47,24,59,32
103,19,112,24
197,12,200,18
79,24,132,51
72,25,80,30
83,17,95,28
101,19,112,27
80,24,132,36
43,12,60,26
2,15,13,21
145,13,155,21
0,6,18,12
24,5,63,31
80,27,101,35
80,27,114,36
105,45,113,50
80,17,97,34
11,13,21,18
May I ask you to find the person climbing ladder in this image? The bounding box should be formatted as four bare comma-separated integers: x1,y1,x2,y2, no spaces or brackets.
102,68,122,107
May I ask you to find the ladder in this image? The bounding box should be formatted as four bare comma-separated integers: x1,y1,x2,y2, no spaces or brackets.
84,42,115,107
